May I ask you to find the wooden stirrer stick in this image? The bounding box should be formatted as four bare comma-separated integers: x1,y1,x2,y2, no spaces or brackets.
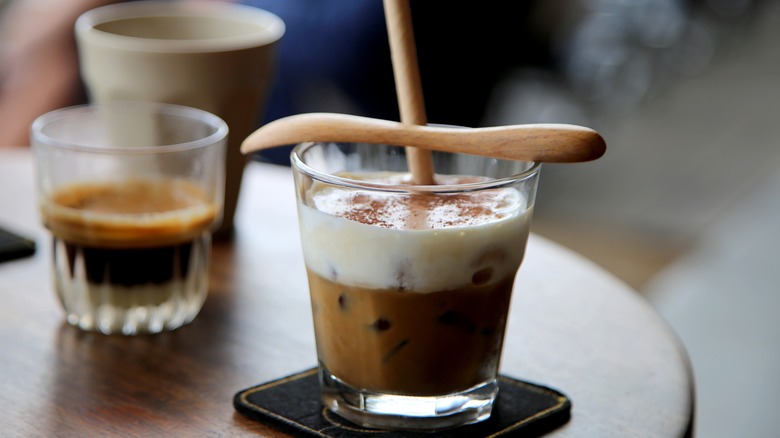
383,0,436,185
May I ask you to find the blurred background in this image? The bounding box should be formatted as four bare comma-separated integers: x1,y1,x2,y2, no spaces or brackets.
2,0,779,435
485,1,780,436
489,2,780,436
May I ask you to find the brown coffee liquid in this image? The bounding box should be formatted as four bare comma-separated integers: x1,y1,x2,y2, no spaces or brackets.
42,178,218,286
309,270,515,396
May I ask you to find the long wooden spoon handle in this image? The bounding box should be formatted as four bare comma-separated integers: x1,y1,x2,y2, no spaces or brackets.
383,0,435,184
241,112,606,163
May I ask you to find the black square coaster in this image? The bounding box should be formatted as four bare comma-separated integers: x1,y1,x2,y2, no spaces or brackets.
234,368,570,437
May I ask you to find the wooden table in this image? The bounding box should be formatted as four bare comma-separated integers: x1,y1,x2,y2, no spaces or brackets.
0,147,694,437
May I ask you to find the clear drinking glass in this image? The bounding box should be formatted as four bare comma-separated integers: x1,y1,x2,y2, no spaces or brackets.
32,102,227,335
291,141,540,431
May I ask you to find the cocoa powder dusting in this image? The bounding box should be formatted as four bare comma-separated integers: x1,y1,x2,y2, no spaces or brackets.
341,192,499,230
312,174,520,230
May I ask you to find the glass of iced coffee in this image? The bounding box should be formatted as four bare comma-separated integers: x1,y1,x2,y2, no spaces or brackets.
32,102,227,335
291,141,540,431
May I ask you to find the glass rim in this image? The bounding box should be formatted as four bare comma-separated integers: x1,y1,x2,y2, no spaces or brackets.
75,0,285,53
290,141,542,194
30,102,228,155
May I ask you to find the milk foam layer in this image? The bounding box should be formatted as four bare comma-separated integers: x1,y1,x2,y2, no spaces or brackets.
298,173,533,293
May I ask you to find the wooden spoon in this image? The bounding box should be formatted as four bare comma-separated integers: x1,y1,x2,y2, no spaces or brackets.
241,113,606,163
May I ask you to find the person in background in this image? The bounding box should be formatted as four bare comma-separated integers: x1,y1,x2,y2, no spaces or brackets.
1,0,539,164
0,0,118,146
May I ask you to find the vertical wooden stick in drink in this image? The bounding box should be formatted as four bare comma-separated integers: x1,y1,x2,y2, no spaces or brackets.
383,0,436,185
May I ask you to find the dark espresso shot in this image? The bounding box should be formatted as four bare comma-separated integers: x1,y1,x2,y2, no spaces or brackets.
42,178,219,334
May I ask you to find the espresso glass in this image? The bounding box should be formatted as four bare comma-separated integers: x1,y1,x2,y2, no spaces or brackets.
291,142,540,431
32,102,227,335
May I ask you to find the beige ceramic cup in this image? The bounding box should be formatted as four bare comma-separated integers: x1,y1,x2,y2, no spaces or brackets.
75,1,285,235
